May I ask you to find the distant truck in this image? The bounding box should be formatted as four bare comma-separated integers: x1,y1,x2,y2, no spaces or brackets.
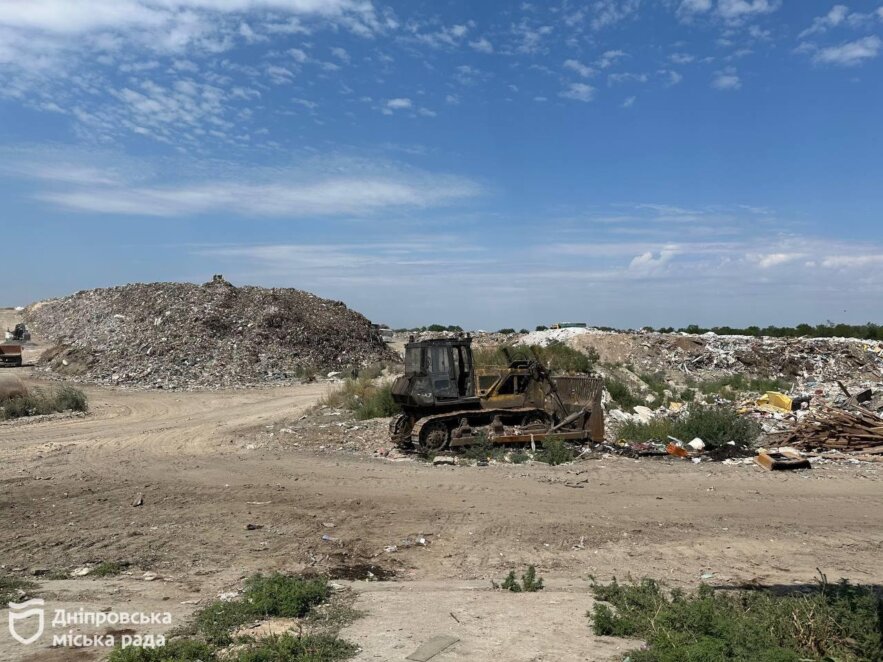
0,344,23,367
550,322,587,329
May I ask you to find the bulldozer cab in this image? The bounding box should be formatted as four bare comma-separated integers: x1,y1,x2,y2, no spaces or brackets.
401,337,475,402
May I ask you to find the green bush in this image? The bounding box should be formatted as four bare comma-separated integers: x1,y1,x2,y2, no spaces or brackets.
590,576,883,662
535,437,575,465
617,406,760,449
604,378,643,410
473,341,596,374
0,575,36,604
91,561,128,577
244,574,329,619
695,373,792,396
235,634,357,662
495,566,544,593
108,640,217,662
0,385,88,421
193,574,329,646
320,378,400,420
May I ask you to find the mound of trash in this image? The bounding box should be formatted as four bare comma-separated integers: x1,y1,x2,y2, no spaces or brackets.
25,276,395,389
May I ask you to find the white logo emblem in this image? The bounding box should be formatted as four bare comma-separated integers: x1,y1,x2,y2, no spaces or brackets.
8,598,45,645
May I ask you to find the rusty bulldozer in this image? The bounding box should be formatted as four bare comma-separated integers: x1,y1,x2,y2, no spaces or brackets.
389,336,604,452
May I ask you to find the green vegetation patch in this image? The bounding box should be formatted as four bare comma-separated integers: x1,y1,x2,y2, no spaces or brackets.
494,566,544,593
320,378,400,420
534,437,575,465
604,377,643,410
473,341,597,374
617,406,760,449
0,575,37,604
109,574,357,662
0,384,88,421
590,576,883,662
693,373,792,396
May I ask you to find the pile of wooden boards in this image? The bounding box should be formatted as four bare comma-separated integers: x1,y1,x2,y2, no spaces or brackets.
782,405,883,456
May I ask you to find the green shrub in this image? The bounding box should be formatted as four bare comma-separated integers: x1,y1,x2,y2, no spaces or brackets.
235,634,357,662
638,372,668,404
108,639,217,662
193,575,329,646
320,378,400,420
535,437,574,465
0,385,89,421
617,406,760,449
604,378,643,410
473,342,596,374
495,566,544,593
244,574,329,619
590,576,882,662
509,451,530,464
0,575,36,604
696,374,792,396
91,561,128,577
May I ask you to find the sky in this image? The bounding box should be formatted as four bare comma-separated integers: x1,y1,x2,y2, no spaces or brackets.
1,1,882,330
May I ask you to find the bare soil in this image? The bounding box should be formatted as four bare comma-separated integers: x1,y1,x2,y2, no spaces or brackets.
1,371,880,661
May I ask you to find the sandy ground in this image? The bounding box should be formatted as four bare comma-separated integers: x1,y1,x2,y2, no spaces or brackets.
0,313,880,661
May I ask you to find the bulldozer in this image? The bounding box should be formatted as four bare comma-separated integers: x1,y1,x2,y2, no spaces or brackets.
389,335,604,452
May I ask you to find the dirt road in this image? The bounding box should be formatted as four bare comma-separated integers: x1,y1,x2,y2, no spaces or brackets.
1,378,881,660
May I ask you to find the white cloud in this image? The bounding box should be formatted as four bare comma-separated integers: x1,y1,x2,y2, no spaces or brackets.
678,0,712,15
469,37,493,53
590,0,641,30
621,95,636,108
329,46,349,62
813,35,881,66
287,47,308,62
563,58,594,77
717,0,780,21
597,49,626,68
559,82,595,102
629,249,675,273
385,97,412,110
752,253,802,268
799,4,848,39
822,254,883,268
669,52,695,64
712,67,741,90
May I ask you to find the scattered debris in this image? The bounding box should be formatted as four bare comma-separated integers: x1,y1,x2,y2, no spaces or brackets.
755,449,811,471
406,635,460,662
131,493,144,507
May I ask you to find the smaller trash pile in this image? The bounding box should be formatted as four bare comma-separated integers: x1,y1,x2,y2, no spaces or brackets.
25,277,395,389
780,406,883,456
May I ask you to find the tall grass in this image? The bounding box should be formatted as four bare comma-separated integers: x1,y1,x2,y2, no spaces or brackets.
617,406,760,448
0,385,88,421
590,576,882,662
473,341,597,374
320,377,400,420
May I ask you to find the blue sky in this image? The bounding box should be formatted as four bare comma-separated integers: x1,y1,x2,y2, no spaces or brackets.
1,1,882,329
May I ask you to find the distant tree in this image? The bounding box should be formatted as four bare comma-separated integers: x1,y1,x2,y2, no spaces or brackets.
498,328,516,334
535,325,548,331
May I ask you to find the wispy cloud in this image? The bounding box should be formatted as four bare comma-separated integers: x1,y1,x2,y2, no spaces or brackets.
813,36,881,66
712,67,741,90
559,82,595,102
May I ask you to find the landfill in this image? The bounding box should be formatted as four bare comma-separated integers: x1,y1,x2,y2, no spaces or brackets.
24,276,395,389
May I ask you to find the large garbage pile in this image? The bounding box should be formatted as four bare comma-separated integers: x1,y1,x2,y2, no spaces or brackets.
25,277,395,389
573,331,883,382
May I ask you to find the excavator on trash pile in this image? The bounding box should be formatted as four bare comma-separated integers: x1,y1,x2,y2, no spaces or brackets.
389,335,604,452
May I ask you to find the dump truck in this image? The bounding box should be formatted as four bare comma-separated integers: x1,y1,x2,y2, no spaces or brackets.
0,344,23,367
389,335,603,452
